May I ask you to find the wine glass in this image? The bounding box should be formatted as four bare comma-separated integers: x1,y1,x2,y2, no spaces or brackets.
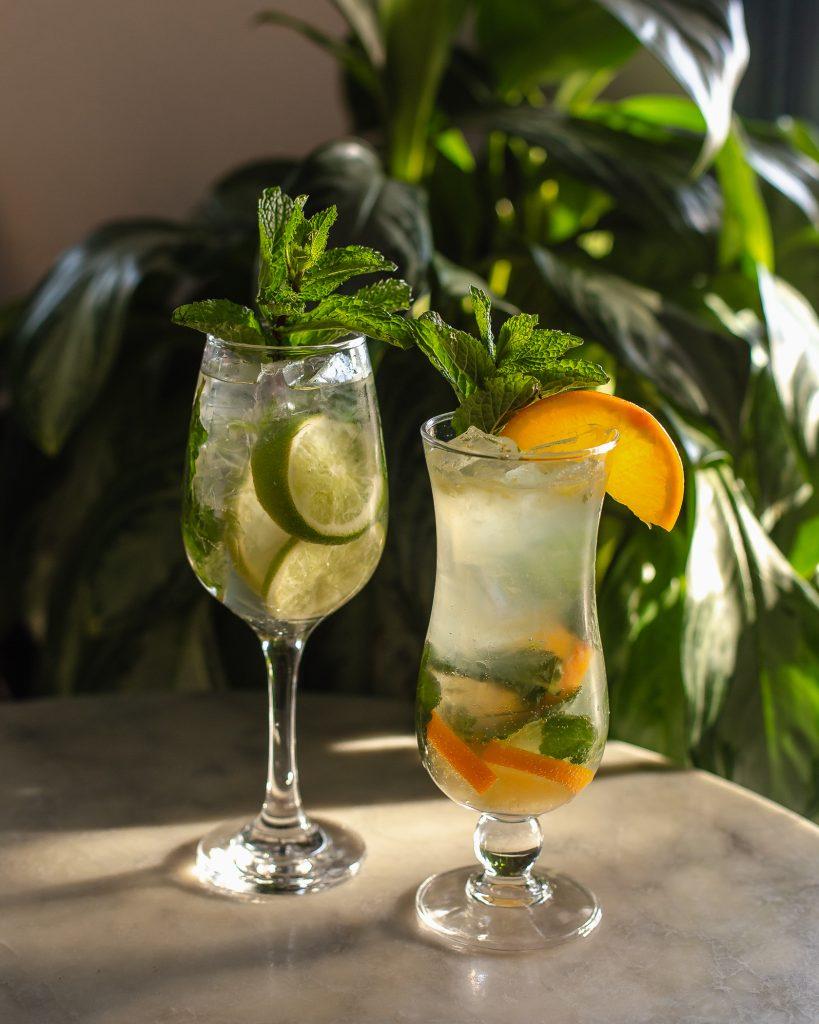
183,333,386,896
414,413,616,949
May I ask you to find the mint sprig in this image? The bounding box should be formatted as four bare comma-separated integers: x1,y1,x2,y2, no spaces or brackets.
172,186,415,349
411,289,608,435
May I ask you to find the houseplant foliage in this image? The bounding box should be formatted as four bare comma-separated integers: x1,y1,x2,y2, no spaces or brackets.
2,0,818,819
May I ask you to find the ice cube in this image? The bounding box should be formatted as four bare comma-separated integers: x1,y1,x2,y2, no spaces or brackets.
447,426,520,458
201,338,260,384
255,360,296,411
284,351,365,389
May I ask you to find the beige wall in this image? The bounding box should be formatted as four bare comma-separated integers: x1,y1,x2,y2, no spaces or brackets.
1,0,349,299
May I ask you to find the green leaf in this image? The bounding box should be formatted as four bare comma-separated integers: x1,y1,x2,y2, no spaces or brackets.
170,300,267,344
469,287,494,356
715,123,774,271
279,295,416,349
381,0,468,182
304,205,339,262
476,0,638,93
539,715,597,764
10,220,190,455
257,186,297,298
255,9,382,99
600,520,690,763
758,269,819,472
330,0,384,67
451,372,538,434
745,132,819,228
299,245,397,301
354,277,412,311
527,246,750,445
417,649,442,727
292,140,432,291
496,356,608,396
497,320,583,366
683,461,819,819
410,311,495,401
486,107,721,236
594,0,750,173
496,313,538,363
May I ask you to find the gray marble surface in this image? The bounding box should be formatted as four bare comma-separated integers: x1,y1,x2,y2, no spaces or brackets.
0,692,817,1024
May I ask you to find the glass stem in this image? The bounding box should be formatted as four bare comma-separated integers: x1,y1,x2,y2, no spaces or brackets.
468,814,550,908
255,631,313,836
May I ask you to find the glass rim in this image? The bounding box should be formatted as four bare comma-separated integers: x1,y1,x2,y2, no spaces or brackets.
420,411,619,462
204,332,366,356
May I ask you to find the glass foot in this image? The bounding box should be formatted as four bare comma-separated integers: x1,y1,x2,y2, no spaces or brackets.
416,866,601,952
196,816,365,896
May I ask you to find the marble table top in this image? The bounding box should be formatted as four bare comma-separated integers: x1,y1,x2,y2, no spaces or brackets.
1,692,817,1024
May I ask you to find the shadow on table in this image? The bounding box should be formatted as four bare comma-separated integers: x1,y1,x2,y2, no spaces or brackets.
1,693,440,832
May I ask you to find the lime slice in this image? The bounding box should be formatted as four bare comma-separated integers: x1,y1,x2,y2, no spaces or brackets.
263,524,385,621
251,413,383,545
228,473,290,591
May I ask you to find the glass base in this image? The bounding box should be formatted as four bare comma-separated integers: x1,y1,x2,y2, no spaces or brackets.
416,866,601,952
196,816,365,897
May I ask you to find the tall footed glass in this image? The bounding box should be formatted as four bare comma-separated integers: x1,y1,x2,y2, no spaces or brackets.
415,414,616,950
183,334,386,896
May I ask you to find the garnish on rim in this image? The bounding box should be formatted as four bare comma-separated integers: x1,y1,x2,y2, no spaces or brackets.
171,187,417,349
410,286,609,435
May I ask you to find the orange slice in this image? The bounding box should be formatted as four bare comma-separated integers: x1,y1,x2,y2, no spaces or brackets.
482,741,594,794
427,712,497,794
502,391,684,530
537,626,592,706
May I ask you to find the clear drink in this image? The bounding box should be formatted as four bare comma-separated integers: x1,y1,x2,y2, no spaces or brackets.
183,335,386,634
183,333,387,896
417,422,609,816
414,415,615,949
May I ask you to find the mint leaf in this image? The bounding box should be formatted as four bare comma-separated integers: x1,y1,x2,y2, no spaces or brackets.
470,286,494,357
496,357,608,396
171,300,267,344
173,187,413,349
417,650,442,727
355,278,412,311
411,311,495,402
496,313,538,362
279,295,416,348
539,715,596,764
304,205,337,263
451,372,538,434
299,246,397,301
499,327,584,367
257,187,297,299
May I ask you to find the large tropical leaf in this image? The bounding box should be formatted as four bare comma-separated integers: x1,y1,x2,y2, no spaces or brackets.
758,269,819,474
683,461,819,820
475,0,638,93
525,246,749,444
595,0,749,172
486,107,721,235
746,135,819,229
715,122,773,270
599,518,690,763
380,0,468,182
9,222,194,455
291,139,433,291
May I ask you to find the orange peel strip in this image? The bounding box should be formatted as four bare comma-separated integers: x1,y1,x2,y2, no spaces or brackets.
427,711,497,794
482,740,594,794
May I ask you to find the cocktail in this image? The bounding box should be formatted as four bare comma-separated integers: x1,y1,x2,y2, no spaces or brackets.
182,333,385,894
408,292,684,950
172,186,417,895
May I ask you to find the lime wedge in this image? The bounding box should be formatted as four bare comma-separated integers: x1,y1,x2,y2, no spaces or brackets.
251,413,383,544
228,473,290,591
263,524,385,621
